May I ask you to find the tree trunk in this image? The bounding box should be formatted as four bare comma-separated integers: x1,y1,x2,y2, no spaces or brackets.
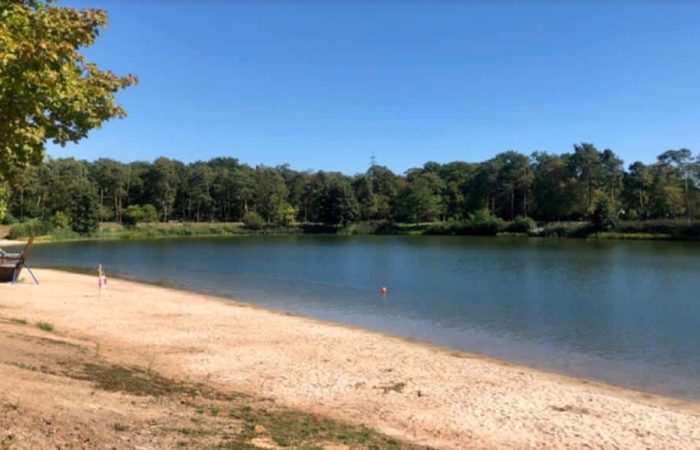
684,175,691,220
610,187,615,210
114,194,119,224
19,188,24,220
99,188,104,232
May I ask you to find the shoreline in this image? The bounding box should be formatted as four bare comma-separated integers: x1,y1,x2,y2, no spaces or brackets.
0,238,24,247
2,269,700,448
5,219,700,245
26,266,700,413
4,232,700,254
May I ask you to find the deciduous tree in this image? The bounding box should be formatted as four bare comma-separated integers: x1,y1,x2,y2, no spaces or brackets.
0,0,136,179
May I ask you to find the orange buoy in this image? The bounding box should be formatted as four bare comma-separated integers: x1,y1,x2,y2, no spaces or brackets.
380,286,388,295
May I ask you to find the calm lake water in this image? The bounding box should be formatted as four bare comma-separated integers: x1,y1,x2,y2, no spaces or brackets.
23,235,700,401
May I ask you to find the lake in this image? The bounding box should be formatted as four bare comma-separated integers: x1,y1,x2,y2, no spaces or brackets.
23,235,700,401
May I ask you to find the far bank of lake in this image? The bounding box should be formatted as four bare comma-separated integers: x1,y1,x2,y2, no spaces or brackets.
6,218,700,244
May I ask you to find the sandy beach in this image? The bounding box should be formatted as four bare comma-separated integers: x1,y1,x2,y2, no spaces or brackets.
1,269,699,449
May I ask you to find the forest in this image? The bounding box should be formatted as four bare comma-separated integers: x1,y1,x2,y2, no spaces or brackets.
3,143,700,238
2,2,699,239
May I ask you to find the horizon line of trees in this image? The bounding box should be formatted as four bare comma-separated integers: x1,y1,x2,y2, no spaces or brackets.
4,143,700,233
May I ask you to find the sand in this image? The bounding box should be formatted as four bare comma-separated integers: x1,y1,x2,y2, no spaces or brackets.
1,269,699,449
0,239,23,247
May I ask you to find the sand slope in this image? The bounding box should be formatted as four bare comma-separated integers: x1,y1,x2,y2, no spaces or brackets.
1,269,699,449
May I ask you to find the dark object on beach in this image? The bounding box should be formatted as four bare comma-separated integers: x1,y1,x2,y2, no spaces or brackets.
0,236,37,284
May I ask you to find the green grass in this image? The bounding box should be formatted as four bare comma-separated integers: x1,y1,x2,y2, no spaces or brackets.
11,221,300,243
9,318,27,325
73,363,206,398
9,218,700,242
35,321,54,332
9,362,40,372
594,232,674,240
226,405,410,449
59,361,426,450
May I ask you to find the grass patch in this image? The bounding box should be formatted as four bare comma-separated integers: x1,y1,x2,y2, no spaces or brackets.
9,318,27,325
35,321,54,332
61,360,426,449
8,362,40,372
71,363,206,398
595,232,673,240
228,406,413,449
165,427,215,437
10,218,700,242
0,433,16,450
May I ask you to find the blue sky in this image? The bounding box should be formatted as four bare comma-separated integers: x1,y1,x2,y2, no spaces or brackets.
51,0,700,175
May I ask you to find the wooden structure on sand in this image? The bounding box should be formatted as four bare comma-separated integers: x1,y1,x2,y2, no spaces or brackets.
0,236,38,284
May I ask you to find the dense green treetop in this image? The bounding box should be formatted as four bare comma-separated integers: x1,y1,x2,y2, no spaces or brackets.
0,0,136,179
4,144,700,232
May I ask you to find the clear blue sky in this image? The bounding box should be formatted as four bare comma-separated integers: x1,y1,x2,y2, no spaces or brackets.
50,0,700,175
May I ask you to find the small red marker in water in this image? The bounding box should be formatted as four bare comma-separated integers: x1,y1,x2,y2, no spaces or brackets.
380,286,388,296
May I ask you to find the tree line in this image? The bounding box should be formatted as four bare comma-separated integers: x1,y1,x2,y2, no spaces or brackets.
3,144,700,233
3,4,699,235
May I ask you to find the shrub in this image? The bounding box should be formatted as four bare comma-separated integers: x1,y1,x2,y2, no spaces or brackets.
271,204,296,227
2,211,17,225
507,215,536,233
36,321,54,332
462,208,507,235
51,227,79,240
141,204,159,223
242,211,264,230
424,210,506,236
98,204,115,222
122,205,144,227
424,221,454,235
542,222,593,238
52,211,70,229
615,219,700,239
8,219,54,238
625,209,640,221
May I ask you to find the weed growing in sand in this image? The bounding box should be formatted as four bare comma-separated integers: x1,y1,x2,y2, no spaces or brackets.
72,363,206,398
225,404,410,449
58,361,426,450
167,427,213,437
10,318,27,325
10,362,39,372
1,399,19,412
35,321,54,332
147,353,157,375
0,433,16,450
